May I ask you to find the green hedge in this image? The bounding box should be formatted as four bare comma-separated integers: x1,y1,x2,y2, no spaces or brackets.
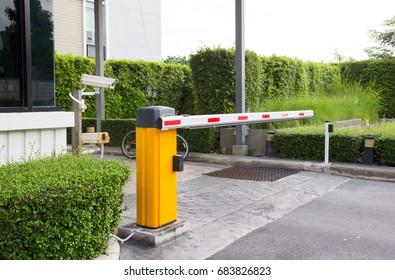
66,119,135,147
67,119,219,154
376,137,395,166
0,154,131,259
179,128,220,153
262,55,308,99
340,60,395,118
189,47,264,115
274,126,364,163
55,54,195,119
190,47,236,115
274,122,395,166
189,49,342,116
363,122,395,166
55,54,95,113
261,56,340,100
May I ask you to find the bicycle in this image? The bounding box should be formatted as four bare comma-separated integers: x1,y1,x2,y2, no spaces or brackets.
121,130,189,160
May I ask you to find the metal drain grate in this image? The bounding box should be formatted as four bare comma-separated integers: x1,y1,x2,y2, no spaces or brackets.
204,165,299,182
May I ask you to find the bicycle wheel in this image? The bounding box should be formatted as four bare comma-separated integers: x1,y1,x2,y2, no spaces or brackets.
176,133,189,160
121,131,137,159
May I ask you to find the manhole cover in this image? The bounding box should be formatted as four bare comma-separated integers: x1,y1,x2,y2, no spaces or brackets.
204,165,299,182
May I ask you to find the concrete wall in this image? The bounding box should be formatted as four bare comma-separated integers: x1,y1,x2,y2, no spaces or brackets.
0,112,74,165
220,128,268,157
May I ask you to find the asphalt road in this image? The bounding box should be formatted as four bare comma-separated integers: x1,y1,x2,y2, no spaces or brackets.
208,178,395,260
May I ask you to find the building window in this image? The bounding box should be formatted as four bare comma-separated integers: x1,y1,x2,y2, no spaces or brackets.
0,0,55,112
0,0,23,107
86,1,95,47
85,0,106,59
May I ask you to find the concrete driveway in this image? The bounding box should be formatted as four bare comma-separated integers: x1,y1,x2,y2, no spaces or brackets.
118,160,395,260
208,178,395,260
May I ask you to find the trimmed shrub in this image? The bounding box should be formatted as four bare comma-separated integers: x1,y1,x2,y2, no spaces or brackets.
306,61,340,94
274,122,395,166
365,60,395,118
189,47,263,115
55,54,195,119
67,119,218,154
340,59,395,118
375,137,395,166
274,126,364,163
262,55,308,99
80,118,135,147
179,128,220,153
0,154,131,260
66,118,136,147
365,122,395,166
245,50,264,111
261,56,340,101
190,47,236,115
55,54,95,112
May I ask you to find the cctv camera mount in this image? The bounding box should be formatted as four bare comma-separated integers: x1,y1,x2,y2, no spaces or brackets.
80,74,118,93
69,74,118,112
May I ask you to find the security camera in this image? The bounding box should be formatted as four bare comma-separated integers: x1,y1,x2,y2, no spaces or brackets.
80,74,118,90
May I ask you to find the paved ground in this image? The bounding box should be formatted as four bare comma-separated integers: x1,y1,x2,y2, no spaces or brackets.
96,151,395,260
116,159,352,259
209,178,395,260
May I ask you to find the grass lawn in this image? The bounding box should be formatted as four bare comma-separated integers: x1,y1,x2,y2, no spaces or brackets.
256,83,379,128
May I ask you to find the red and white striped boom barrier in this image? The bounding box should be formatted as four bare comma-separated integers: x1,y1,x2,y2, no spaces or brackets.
160,110,314,130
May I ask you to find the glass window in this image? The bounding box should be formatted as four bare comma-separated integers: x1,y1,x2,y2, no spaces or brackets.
86,1,95,45
0,0,23,107
85,0,106,59
30,0,55,107
0,0,55,111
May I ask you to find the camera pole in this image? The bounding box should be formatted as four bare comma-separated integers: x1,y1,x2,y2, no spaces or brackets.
71,89,82,154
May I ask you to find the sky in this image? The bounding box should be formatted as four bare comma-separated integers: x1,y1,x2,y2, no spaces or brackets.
161,0,395,62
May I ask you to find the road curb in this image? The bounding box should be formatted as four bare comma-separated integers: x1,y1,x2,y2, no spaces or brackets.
186,152,395,182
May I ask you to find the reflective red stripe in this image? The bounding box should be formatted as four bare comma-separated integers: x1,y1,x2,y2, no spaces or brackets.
262,114,270,119
164,120,181,126
238,116,248,121
208,117,220,123
299,112,305,116
282,113,289,117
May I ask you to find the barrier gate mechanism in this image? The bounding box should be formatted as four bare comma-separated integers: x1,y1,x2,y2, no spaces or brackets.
136,106,313,229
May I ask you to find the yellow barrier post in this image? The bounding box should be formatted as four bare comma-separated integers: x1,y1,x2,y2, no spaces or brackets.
136,106,178,228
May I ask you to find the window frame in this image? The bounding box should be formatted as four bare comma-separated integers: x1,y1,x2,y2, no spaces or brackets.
0,0,61,113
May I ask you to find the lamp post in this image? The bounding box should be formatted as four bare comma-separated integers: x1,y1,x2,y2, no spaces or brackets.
234,0,247,155
94,0,105,132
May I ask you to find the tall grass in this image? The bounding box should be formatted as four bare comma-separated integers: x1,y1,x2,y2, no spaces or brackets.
255,83,379,128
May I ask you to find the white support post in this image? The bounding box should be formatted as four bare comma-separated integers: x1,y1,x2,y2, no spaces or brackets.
100,143,104,160
324,121,330,165
71,89,83,154
235,0,246,150
94,0,106,132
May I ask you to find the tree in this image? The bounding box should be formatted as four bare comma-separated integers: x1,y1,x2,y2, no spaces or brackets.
164,55,189,65
365,16,395,60
333,48,344,62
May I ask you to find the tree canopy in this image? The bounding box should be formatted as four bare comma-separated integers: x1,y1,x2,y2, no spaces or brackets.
365,16,395,60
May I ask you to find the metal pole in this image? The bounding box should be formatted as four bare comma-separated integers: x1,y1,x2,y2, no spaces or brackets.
235,0,246,145
71,90,82,154
94,0,105,132
324,121,330,165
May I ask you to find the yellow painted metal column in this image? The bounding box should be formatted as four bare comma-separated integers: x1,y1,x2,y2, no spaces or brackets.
136,106,177,228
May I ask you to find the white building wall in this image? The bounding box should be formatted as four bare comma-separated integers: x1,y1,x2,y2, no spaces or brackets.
53,0,84,56
53,0,162,61
0,112,74,165
106,0,162,61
